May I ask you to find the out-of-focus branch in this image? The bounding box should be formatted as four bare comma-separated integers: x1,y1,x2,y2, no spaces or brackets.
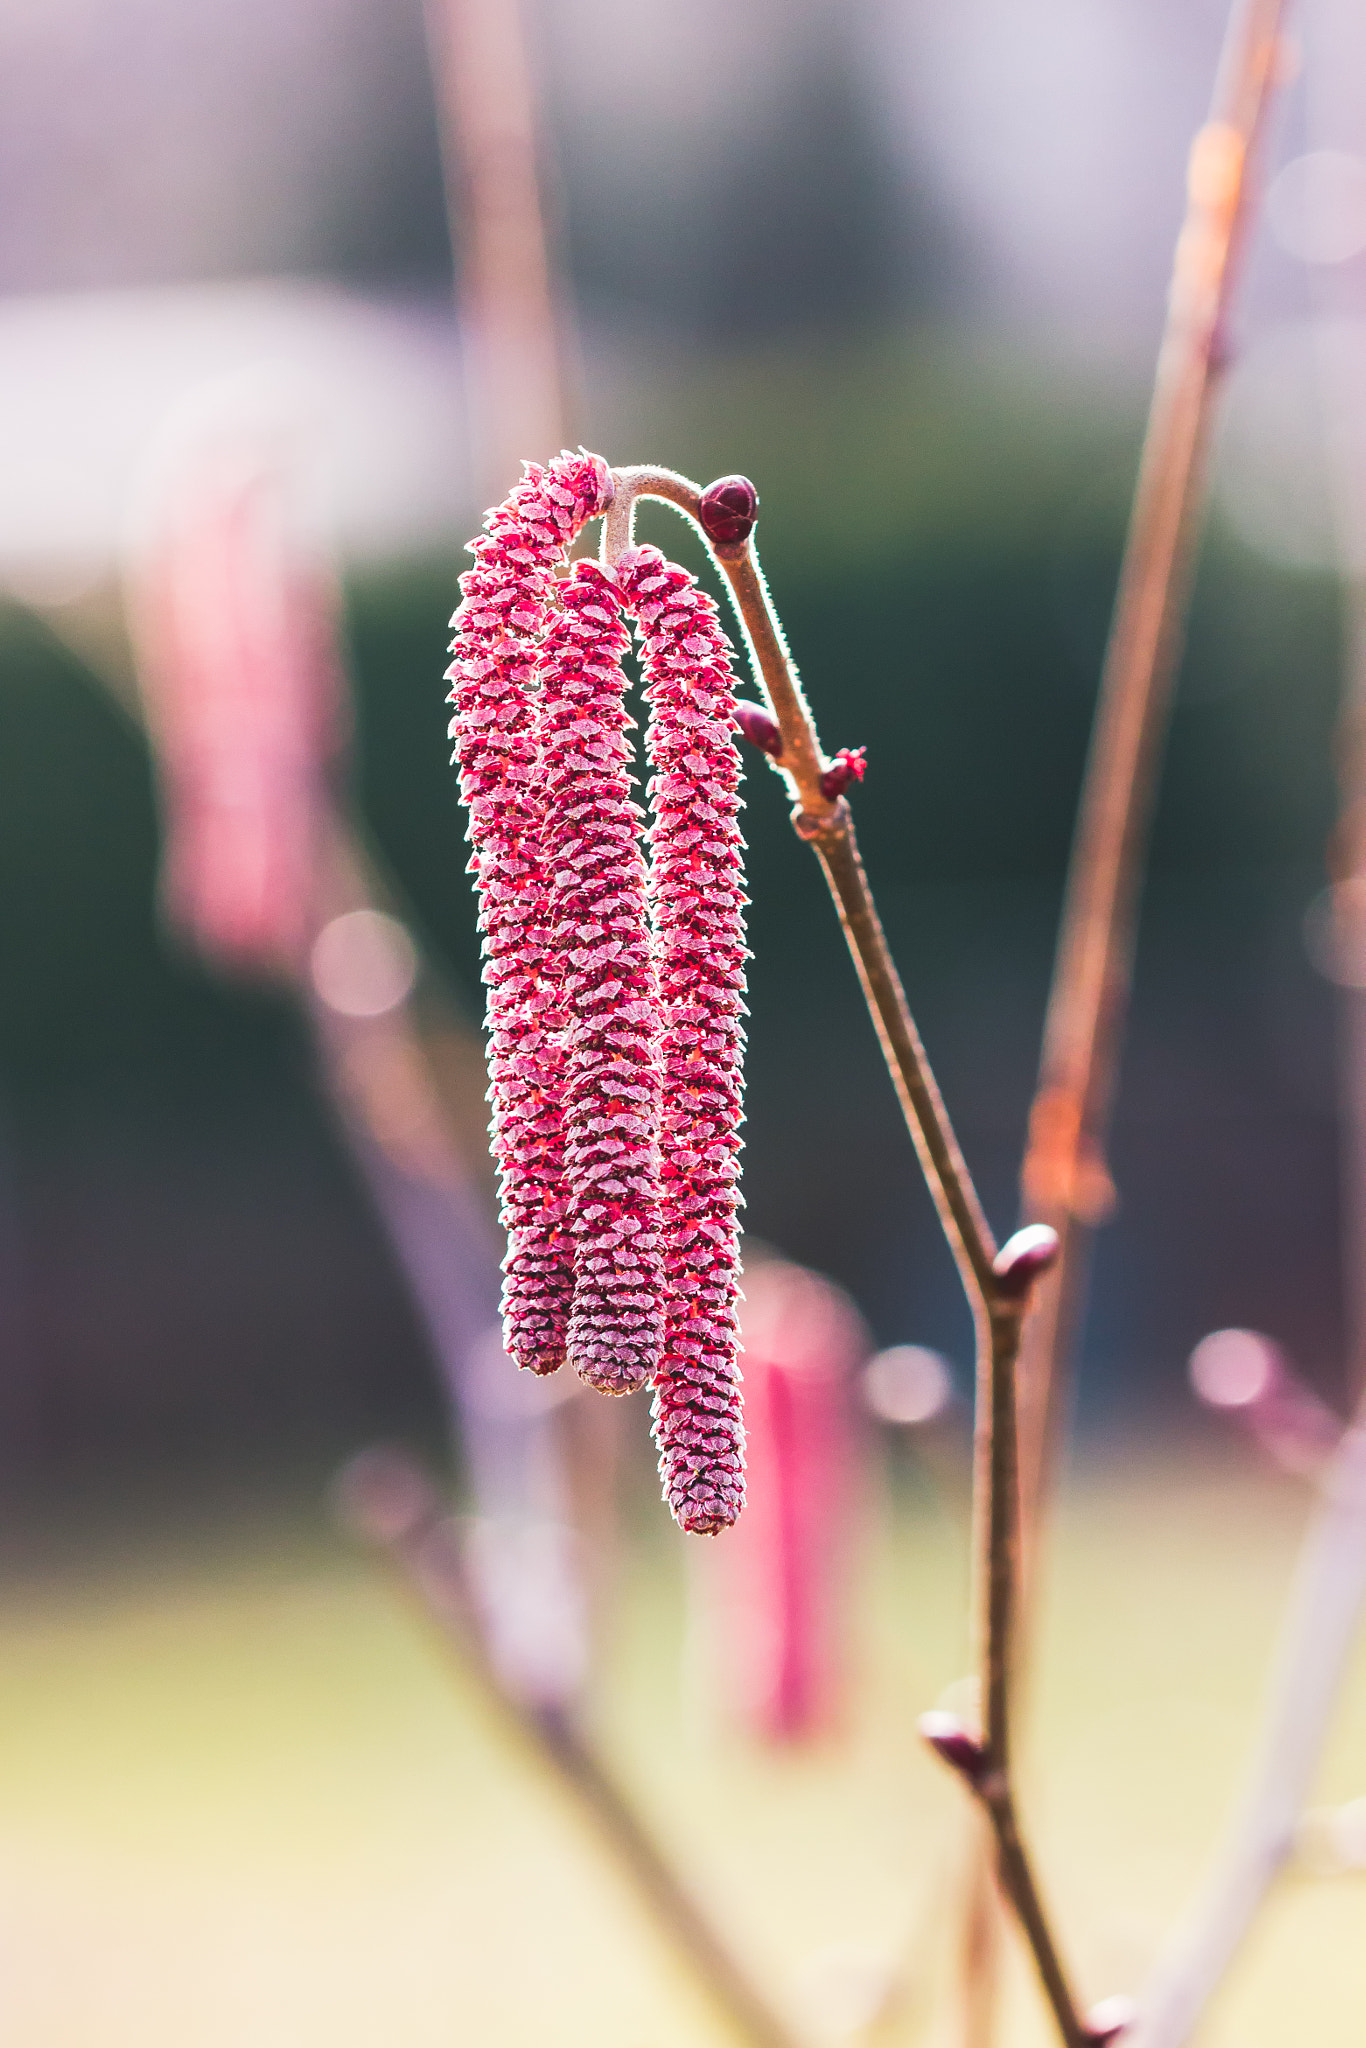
1128,1420,1366,2047
337,1447,807,2048
1015,0,1290,1576
125,445,801,2041
304,824,505,1387
1130,62,1366,2007
424,0,567,495
1188,1327,1341,1481
603,470,1104,2047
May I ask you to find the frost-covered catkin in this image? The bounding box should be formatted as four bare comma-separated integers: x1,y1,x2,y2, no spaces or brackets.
619,545,749,1532
446,452,612,1375
539,561,664,1394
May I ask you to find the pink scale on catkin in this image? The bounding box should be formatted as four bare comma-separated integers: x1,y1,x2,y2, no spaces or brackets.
538,560,665,1394
445,452,612,1376
618,545,749,1533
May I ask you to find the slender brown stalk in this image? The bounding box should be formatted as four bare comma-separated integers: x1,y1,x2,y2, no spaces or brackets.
602,468,1097,2046
1129,165,1366,2023
424,0,567,495
1014,0,1290,1572
602,470,997,1307
337,1447,805,2048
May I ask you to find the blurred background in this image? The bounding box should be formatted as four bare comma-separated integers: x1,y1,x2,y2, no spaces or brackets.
1,1,1366,2043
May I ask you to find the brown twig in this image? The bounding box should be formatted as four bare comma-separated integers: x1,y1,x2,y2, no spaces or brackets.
602,468,998,1307
336,1446,805,2048
1128,133,1366,2019
602,468,1098,2046
1014,0,1290,1578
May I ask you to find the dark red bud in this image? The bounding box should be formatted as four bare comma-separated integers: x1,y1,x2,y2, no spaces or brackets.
698,475,759,549
992,1224,1061,1301
1083,1995,1134,2044
819,746,867,800
919,1710,988,1786
734,702,782,759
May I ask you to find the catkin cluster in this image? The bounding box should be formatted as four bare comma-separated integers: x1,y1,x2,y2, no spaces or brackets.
446,456,748,1532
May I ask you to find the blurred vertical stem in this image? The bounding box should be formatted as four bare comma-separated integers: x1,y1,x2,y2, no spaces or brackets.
1128,61,1366,2025
1014,0,1290,1583
603,473,1096,2047
964,12,1289,2036
424,0,568,496
1128,1420,1366,2047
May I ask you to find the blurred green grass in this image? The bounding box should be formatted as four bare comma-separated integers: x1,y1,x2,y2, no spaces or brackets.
0,1437,1362,2045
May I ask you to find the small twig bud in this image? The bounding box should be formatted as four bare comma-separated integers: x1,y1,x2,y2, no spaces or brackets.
698,475,759,550
919,1709,988,1787
819,747,867,801
734,701,782,759
992,1224,1061,1302
1082,1993,1134,2044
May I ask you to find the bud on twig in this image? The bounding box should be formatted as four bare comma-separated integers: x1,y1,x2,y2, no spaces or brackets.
1082,1993,1134,2044
698,475,759,550
919,1709,988,1787
734,701,782,759
819,747,867,801
992,1224,1061,1302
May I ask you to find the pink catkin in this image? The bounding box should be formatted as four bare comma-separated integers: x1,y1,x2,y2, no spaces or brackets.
618,545,749,1533
134,462,344,978
714,1260,867,1741
538,560,664,1394
446,452,612,1376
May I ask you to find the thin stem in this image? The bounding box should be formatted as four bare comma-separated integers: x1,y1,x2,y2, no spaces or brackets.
813,830,998,1311
1129,77,1366,2015
1014,0,1289,1571
603,467,834,826
967,1312,1090,2048
603,466,1091,2045
982,1314,1023,1772
602,468,997,1308
341,1448,805,2048
987,1789,1090,2048
424,0,567,494
1129,1421,1366,2047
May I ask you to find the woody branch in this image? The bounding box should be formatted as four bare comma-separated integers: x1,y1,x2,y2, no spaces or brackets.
601,465,1108,2048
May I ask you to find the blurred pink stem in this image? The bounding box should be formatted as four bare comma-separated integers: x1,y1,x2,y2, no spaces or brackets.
425,0,567,494
339,1447,806,2048
307,846,809,2046
1129,1421,1366,2047
304,828,529,1499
